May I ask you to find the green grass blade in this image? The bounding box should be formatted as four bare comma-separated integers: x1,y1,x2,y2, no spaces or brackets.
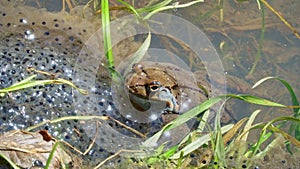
0,153,21,169
226,94,286,107
255,135,283,158
137,0,172,13
197,109,210,132
214,128,227,168
213,101,227,168
253,76,299,114
143,0,204,20
101,0,114,72
263,116,300,131
116,0,141,18
168,96,224,130
162,145,178,159
123,32,151,76
7,75,37,88
45,141,60,169
0,75,37,96
0,77,87,96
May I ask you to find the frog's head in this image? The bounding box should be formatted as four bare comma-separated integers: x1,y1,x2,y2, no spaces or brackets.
125,63,180,113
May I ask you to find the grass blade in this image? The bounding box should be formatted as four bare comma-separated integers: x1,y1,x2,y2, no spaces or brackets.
0,77,88,97
101,0,114,73
0,153,21,169
116,0,141,18
123,32,151,76
137,0,172,13
267,126,300,147
143,0,204,20
238,109,261,141
226,94,286,107
45,141,60,169
253,76,299,115
223,117,248,145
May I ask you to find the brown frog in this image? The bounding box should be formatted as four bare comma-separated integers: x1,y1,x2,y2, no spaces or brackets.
122,61,211,145
124,61,210,118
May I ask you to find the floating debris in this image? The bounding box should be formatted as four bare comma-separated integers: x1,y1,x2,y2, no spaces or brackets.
0,130,75,169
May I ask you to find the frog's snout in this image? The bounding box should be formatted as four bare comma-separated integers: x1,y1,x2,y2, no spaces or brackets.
148,84,179,113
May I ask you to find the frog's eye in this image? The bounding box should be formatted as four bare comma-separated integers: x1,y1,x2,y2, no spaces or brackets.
148,81,161,92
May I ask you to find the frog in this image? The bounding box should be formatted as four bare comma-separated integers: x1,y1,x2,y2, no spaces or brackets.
124,61,210,121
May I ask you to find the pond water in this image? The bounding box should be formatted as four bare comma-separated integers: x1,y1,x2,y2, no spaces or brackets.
178,0,300,122
0,0,299,168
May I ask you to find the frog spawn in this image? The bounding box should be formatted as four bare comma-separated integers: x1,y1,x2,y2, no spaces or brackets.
0,1,138,166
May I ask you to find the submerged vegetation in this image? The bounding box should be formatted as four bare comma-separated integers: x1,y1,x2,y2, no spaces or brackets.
0,0,300,168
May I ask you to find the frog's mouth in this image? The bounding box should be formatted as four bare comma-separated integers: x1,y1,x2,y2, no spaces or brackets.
128,85,179,114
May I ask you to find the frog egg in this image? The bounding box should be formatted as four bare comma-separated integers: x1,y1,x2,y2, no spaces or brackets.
149,114,158,121
163,131,171,138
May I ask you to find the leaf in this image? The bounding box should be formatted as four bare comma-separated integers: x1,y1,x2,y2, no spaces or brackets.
226,94,286,107
223,117,248,145
252,76,299,114
7,75,37,88
267,126,300,148
238,109,261,141
214,128,227,168
0,130,73,169
143,97,221,146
